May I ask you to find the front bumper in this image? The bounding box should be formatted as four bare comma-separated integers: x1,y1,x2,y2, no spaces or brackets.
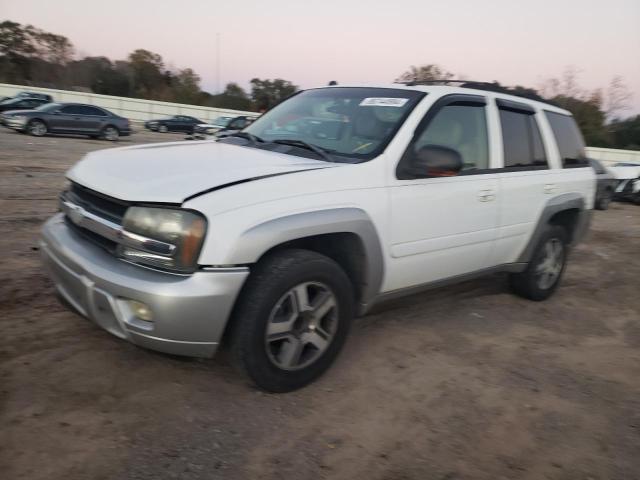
6,117,27,129
40,214,249,357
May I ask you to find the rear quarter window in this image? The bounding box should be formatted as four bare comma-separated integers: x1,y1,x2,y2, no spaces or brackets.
544,111,589,168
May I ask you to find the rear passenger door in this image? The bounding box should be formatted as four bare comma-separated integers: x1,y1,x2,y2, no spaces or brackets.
490,99,559,265
387,94,500,291
79,106,108,133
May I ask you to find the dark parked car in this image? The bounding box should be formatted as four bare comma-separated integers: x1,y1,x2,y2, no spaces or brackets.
14,91,54,102
4,102,131,141
144,115,203,134
589,159,617,210
0,96,50,113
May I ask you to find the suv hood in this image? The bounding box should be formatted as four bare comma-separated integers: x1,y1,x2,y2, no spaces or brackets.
67,140,337,203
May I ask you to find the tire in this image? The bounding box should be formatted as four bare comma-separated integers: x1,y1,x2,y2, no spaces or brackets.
158,124,168,133
596,191,612,210
509,225,568,301
27,119,47,137
101,125,119,141
229,249,354,392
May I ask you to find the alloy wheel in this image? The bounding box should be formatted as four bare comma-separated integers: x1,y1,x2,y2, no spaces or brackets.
265,282,338,371
29,121,47,136
535,238,564,290
103,127,119,141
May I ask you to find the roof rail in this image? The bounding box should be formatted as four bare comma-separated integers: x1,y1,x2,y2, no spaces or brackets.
394,79,557,106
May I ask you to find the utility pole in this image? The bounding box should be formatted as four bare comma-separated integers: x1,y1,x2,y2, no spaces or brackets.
216,32,221,94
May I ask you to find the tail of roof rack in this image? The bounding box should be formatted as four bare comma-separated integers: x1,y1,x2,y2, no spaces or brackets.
394,79,558,107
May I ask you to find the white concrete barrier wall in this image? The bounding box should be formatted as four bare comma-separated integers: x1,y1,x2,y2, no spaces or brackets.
585,147,640,166
0,83,256,123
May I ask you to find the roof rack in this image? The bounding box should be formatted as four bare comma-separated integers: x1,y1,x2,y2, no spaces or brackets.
394,79,556,106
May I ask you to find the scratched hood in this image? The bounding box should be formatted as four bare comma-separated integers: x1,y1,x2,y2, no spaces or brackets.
67,140,336,203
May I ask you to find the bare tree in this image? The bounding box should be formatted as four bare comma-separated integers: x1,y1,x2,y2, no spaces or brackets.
605,76,632,121
395,64,454,83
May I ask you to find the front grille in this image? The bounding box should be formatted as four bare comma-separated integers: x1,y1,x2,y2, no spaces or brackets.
67,183,128,224
64,216,119,254
63,183,129,255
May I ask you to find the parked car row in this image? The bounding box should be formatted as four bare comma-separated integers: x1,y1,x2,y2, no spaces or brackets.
143,114,257,137
1,92,258,143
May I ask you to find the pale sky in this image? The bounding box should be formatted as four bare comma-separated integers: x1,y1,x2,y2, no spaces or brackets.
2,0,640,114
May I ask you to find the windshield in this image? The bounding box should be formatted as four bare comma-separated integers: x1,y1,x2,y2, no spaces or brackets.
35,103,61,112
244,87,425,160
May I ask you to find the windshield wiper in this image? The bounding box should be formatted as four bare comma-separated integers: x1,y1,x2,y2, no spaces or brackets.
272,139,333,162
226,131,265,145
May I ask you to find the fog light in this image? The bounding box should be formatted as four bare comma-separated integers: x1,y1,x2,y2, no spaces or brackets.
127,300,153,322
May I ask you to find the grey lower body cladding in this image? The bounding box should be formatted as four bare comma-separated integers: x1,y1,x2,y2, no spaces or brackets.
40,213,248,358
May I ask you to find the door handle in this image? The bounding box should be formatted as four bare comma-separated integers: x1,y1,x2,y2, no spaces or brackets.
477,189,496,202
544,184,557,194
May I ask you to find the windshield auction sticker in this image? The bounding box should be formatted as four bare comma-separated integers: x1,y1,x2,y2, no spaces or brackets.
359,97,409,107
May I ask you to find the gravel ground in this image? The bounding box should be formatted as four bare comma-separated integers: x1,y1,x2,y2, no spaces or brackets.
1,127,639,480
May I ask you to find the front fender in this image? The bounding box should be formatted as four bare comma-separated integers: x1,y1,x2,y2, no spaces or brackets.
227,208,384,310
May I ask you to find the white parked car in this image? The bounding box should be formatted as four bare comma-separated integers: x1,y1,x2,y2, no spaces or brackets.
608,163,640,204
41,83,595,391
191,115,256,139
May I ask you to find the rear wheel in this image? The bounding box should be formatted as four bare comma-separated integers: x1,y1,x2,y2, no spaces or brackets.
158,124,168,133
27,119,47,137
510,225,568,301
229,249,354,392
102,125,119,141
596,190,612,210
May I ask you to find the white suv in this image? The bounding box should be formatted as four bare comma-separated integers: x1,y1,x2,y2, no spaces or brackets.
41,83,595,391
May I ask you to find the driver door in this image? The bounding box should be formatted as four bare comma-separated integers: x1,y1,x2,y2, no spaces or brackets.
385,94,500,292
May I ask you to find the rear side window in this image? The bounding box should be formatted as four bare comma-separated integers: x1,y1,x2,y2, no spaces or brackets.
81,106,107,116
499,109,548,169
545,111,588,167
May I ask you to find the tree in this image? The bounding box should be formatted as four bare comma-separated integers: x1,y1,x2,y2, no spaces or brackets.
171,68,201,104
207,82,253,110
65,56,130,96
31,29,73,65
250,78,298,111
127,49,166,99
0,21,36,57
609,115,640,150
605,76,632,121
395,64,454,83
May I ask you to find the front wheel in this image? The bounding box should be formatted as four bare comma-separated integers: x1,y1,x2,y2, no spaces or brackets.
509,225,568,301
27,119,47,137
102,125,119,141
158,124,168,133
229,249,354,392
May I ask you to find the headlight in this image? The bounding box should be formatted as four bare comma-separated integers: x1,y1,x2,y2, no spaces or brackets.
118,207,207,273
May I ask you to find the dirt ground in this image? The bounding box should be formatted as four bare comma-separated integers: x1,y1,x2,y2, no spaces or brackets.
1,126,639,480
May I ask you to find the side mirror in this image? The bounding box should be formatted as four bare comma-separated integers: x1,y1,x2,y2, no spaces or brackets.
406,144,463,178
